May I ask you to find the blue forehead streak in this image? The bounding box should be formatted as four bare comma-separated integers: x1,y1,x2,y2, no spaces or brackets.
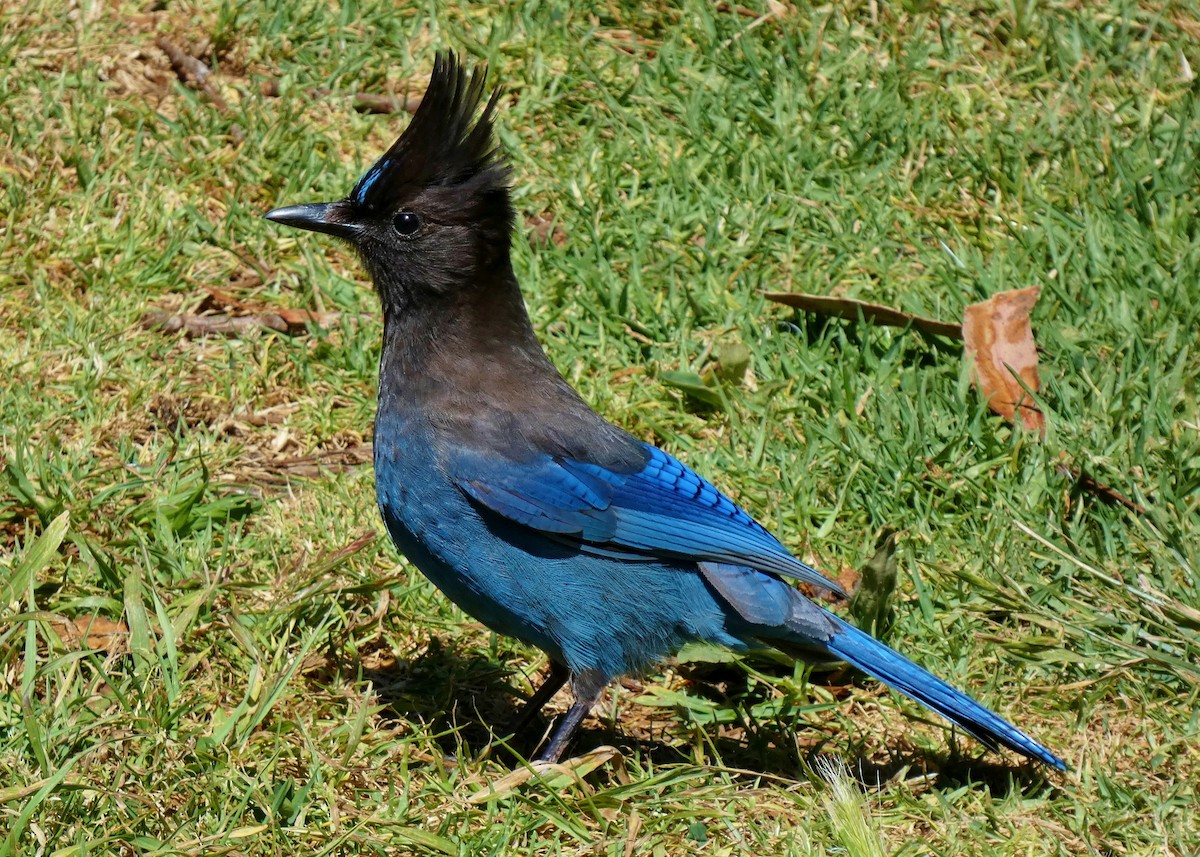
353,160,387,206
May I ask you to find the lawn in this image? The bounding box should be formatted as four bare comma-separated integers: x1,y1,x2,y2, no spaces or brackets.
2,1,1198,854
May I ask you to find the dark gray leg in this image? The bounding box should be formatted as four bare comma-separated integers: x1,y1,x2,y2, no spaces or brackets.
535,670,606,763
510,660,569,736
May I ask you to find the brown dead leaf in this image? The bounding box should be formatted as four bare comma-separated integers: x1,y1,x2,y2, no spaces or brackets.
797,562,856,605
525,213,567,247
765,292,963,339
53,616,129,653
141,287,341,338
962,286,1043,431
201,288,339,333
200,286,333,326
837,564,863,599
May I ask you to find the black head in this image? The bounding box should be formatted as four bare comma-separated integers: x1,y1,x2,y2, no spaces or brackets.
265,52,514,312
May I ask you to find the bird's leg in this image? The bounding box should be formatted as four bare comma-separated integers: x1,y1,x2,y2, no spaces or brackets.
509,660,569,736
535,670,606,764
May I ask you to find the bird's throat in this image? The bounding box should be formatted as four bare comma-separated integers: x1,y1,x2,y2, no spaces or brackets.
376,270,555,417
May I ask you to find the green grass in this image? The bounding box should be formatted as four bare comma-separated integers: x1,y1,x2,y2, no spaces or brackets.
2,0,1199,853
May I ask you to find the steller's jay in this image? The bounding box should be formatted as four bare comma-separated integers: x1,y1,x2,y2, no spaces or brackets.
265,53,1065,770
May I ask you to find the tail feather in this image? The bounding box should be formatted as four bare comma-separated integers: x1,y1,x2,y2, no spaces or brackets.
698,562,1065,769
819,616,1067,770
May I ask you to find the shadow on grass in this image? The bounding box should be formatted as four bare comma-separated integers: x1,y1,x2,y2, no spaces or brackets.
357,639,1057,796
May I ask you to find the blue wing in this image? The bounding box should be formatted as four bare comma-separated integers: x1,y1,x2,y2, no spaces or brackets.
452,441,843,595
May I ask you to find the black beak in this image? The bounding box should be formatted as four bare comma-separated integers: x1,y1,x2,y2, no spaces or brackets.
263,201,362,240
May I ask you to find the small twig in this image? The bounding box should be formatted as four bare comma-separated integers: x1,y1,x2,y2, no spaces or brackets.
267,445,374,479
715,2,761,19
1056,464,1148,515
141,310,290,337
765,291,963,339
260,79,421,114
203,287,342,331
156,36,229,114
352,92,422,115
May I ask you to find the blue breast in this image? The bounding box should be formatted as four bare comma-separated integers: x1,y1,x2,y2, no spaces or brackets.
372,416,745,678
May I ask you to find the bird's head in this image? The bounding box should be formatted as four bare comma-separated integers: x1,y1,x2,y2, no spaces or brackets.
265,52,513,313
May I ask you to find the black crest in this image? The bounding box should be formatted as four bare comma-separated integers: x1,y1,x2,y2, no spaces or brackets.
349,52,506,211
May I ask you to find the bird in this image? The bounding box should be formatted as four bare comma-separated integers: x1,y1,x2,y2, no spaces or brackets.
265,52,1065,771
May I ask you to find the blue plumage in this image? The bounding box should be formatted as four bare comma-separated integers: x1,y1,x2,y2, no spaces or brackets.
265,52,1065,771
453,442,840,592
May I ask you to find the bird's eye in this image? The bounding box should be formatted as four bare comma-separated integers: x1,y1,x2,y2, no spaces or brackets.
392,210,422,238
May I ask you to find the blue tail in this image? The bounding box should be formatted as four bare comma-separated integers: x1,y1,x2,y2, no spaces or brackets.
821,616,1067,770
700,562,1066,770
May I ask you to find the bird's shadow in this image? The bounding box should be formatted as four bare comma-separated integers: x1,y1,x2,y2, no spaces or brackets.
355,641,1056,798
